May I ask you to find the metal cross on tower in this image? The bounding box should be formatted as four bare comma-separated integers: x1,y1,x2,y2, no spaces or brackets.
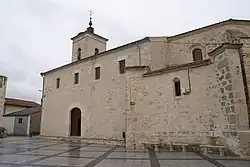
88,10,93,27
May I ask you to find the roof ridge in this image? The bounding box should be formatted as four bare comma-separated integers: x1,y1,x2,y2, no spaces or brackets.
167,18,250,41
5,97,37,102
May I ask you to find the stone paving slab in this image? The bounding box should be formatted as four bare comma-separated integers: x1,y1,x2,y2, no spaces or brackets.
78,146,112,152
40,146,79,151
95,159,151,167
1,137,250,167
0,154,44,164
107,152,149,159
31,157,94,166
159,160,217,167
0,148,17,153
217,160,250,167
156,152,202,160
87,144,113,147
17,149,64,156
114,147,148,152
59,150,105,158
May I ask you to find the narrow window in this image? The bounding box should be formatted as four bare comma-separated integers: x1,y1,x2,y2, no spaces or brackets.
18,118,23,123
94,48,99,55
74,73,79,84
77,48,81,60
119,60,125,74
95,67,100,80
174,78,181,96
192,48,203,61
56,78,60,88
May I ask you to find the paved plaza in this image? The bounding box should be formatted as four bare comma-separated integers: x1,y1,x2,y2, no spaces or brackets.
0,137,249,167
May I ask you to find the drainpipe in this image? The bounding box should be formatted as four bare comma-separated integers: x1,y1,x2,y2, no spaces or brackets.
135,42,142,66
40,73,45,105
187,68,192,92
238,47,250,128
40,73,45,134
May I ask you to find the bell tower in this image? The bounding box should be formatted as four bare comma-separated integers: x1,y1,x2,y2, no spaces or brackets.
71,13,108,62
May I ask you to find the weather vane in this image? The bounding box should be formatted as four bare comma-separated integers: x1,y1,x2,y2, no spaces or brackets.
88,10,94,27
88,10,93,18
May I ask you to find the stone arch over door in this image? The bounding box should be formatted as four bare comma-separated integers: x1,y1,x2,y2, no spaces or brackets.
70,107,81,136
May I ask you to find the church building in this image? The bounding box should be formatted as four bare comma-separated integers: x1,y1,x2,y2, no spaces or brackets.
40,18,250,156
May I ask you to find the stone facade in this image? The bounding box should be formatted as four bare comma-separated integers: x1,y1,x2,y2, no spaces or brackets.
0,75,7,127
40,19,250,156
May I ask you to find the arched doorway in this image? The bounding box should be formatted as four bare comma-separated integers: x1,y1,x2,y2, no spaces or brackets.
70,108,81,136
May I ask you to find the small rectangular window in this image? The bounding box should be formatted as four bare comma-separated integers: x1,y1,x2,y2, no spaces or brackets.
18,118,23,123
95,67,100,80
119,60,125,74
74,73,79,84
56,78,60,88
174,78,181,96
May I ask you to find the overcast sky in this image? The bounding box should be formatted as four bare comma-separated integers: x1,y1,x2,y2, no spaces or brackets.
0,0,250,103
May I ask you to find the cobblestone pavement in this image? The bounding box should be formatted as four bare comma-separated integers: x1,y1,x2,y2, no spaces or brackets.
0,137,249,167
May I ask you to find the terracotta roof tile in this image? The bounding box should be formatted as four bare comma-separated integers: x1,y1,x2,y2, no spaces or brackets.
4,98,40,107
3,106,41,116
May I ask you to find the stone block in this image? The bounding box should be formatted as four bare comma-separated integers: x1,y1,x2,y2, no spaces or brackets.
222,131,229,137
225,85,232,91
220,88,224,93
225,107,231,114
222,81,228,86
228,115,236,124
230,106,235,113
228,92,234,99
217,58,229,69
225,73,232,79
229,124,237,130
219,75,224,81
230,131,237,137
221,102,225,106
222,95,227,100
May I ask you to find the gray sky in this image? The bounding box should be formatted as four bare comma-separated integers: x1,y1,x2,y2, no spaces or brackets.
0,0,250,103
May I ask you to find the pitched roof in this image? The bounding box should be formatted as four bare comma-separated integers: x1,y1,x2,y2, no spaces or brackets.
41,18,250,76
143,59,212,77
208,43,243,57
41,37,150,75
71,30,109,41
3,106,41,116
4,98,40,108
167,19,250,41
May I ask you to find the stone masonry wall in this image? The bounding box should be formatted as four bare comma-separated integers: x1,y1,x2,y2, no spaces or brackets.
72,33,107,62
125,46,250,151
167,24,250,66
41,22,250,150
215,51,237,136
0,75,7,126
41,40,167,140
212,47,250,155
125,64,223,148
241,39,250,129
